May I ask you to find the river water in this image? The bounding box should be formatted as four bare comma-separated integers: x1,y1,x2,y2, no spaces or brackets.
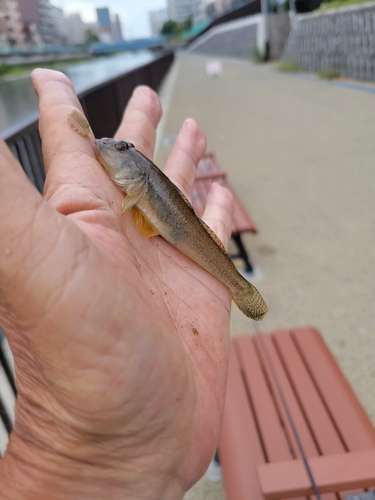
0,51,155,136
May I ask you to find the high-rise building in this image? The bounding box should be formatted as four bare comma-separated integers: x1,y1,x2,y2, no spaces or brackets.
111,13,123,41
95,7,123,43
50,4,67,44
38,0,55,43
0,0,25,46
96,7,112,42
96,7,111,29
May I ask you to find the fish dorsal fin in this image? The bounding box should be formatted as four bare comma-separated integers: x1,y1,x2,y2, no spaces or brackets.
199,218,228,255
131,206,159,238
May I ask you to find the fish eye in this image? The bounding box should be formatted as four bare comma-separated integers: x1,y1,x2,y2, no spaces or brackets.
114,141,129,151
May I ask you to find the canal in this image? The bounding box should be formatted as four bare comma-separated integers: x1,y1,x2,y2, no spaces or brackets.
0,51,156,136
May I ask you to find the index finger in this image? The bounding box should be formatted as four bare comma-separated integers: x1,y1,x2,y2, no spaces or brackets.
31,68,111,210
31,70,162,215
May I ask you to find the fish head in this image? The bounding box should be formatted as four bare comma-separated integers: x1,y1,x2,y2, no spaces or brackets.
95,138,140,181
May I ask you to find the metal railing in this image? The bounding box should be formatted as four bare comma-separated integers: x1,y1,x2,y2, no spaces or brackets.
2,50,175,193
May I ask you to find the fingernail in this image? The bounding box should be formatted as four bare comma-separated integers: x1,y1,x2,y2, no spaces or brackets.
182,118,206,150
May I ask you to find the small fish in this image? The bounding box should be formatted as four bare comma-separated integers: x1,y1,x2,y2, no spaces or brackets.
94,138,268,320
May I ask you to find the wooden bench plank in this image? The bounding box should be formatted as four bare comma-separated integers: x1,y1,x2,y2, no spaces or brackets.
220,328,375,500
252,333,337,500
219,345,265,500
235,336,316,500
257,449,375,500
291,327,375,451
192,153,257,235
252,333,320,459
272,329,345,455
235,336,292,463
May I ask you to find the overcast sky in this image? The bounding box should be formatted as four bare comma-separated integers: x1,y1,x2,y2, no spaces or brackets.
51,0,167,39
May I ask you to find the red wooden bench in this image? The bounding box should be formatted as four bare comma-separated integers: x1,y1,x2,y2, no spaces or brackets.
219,326,375,500
192,152,257,273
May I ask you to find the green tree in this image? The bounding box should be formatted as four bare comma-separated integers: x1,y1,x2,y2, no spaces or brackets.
182,15,193,31
160,19,181,37
85,29,100,44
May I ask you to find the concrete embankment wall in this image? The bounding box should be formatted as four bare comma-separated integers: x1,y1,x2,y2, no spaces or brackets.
283,2,375,81
187,13,290,61
187,16,260,60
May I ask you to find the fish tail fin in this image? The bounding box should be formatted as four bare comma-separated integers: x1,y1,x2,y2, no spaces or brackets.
233,283,268,321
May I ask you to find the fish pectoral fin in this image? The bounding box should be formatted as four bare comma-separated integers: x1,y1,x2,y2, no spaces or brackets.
131,206,159,238
121,178,148,214
199,218,228,254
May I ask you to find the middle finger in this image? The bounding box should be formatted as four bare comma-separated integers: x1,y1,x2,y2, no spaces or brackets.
163,118,207,201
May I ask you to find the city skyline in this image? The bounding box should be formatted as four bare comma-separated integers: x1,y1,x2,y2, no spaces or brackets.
50,0,167,38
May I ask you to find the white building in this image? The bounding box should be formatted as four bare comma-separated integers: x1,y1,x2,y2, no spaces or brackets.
149,8,168,37
66,12,86,44
112,13,123,41
50,4,68,44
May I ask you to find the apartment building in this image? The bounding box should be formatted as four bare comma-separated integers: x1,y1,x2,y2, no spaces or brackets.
0,0,25,46
50,4,68,44
17,0,59,45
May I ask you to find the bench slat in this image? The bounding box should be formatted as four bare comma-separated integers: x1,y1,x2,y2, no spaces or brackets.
254,333,339,500
257,449,375,500
227,180,257,235
252,333,320,459
193,153,257,235
219,346,266,500
291,327,375,451
273,329,345,455
235,337,292,463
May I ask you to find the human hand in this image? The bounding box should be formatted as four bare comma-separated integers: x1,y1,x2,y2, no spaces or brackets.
0,69,234,500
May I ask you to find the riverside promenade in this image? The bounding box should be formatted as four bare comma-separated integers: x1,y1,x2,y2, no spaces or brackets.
155,52,375,500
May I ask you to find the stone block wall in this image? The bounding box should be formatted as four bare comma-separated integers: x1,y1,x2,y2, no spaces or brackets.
282,2,375,81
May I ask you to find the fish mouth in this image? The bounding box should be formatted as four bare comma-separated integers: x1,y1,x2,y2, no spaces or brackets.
95,138,110,150
94,139,113,172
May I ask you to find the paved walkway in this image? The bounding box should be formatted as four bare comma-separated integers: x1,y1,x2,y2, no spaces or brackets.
155,52,375,500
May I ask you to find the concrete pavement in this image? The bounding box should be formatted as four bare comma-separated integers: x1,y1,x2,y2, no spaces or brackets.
155,52,375,500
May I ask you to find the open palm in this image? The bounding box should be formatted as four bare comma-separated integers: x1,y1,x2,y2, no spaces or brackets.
0,70,234,499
